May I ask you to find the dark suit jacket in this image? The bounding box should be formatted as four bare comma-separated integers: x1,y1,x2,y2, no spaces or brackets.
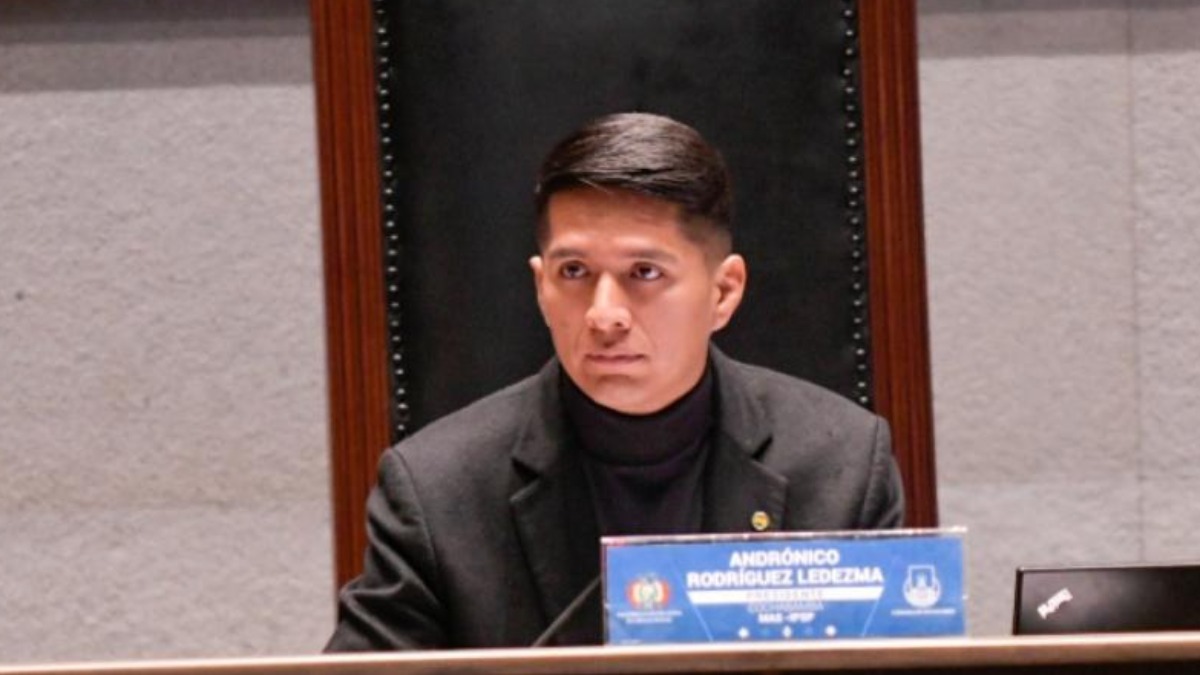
326,349,904,651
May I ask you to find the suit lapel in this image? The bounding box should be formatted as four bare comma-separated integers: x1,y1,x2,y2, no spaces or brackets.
703,349,789,533
509,362,601,643
703,431,787,533
506,350,789,643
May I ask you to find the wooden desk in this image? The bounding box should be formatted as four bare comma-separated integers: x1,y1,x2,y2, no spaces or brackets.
4,633,1200,675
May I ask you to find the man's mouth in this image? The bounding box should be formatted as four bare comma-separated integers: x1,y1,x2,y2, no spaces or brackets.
585,353,644,364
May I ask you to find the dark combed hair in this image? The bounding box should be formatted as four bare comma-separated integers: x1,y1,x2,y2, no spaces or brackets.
534,112,733,251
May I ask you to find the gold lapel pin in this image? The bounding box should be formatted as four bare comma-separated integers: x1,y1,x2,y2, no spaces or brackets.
751,511,770,532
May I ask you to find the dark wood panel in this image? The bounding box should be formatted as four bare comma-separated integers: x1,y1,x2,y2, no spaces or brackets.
310,0,391,589
858,0,938,526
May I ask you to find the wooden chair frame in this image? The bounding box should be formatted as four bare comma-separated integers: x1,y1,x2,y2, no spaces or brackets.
308,0,935,588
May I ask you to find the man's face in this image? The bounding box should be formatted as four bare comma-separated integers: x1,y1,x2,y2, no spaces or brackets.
530,187,745,415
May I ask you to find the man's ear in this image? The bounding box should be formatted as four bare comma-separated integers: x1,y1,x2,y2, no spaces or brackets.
529,255,548,323
711,254,747,332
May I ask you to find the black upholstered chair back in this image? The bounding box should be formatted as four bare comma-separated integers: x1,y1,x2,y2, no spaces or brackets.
311,0,934,585
374,0,875,438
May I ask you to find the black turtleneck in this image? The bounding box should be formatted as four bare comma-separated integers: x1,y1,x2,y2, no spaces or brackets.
561,366,714,537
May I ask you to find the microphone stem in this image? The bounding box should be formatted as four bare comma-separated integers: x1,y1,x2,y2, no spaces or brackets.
532,577,601,647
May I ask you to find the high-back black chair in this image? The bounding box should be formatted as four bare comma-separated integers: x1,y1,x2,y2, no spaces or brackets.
311,0,936,587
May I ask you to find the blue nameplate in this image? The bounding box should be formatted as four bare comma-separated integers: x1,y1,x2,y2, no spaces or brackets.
602,530,966,644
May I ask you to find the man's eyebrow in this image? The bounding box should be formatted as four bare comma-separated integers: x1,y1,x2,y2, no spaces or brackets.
544,246,679,263
624,248,679,263
544,246,588,260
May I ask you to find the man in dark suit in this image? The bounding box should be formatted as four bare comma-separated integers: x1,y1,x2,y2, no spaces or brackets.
326,112,904,650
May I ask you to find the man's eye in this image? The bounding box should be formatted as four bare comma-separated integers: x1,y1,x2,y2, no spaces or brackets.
632,264,663,281
559,263,588,279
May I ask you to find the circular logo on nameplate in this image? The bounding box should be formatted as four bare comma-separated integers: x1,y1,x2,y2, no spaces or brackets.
626,575,671,611
903,564,942,609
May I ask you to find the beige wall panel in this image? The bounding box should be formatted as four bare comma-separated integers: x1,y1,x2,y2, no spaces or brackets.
920,0,1142,635
0,0,332,663
1131,4,1200,485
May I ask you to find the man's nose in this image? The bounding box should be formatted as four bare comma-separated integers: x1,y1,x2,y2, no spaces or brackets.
585,275,632,334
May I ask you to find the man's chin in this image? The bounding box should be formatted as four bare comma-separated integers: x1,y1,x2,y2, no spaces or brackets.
573,378,646,415
582,382,676,416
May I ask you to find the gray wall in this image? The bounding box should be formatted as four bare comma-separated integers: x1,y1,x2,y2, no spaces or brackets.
3,0,1199,663
0,0,331,663
921,0,1200,635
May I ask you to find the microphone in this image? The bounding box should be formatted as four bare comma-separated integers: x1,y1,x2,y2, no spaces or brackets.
531,576,601,647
